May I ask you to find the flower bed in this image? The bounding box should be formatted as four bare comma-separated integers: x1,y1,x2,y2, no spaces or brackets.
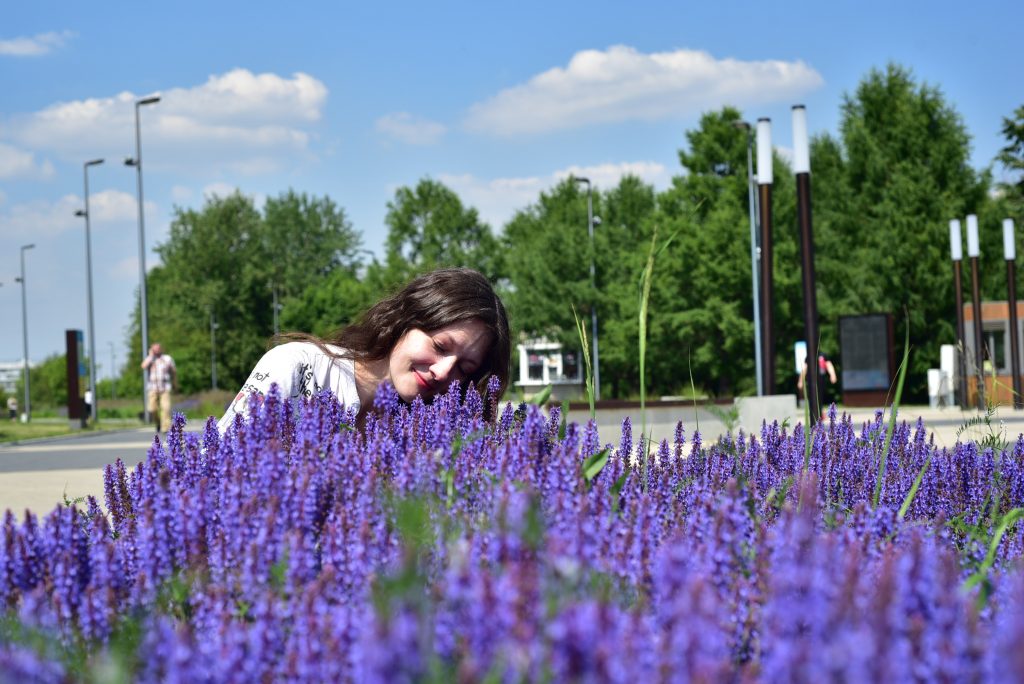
3,381,1024,681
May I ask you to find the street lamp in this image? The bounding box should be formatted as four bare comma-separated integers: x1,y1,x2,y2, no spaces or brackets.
125,94,160,423
756,118,775,394
949,219,967,408
109,341,117,401
75,158,104,422
1004,218,1022,409
734,121,763,396
17,243,35,422
573,176,601,401
271,281,283,336
966,213,985,409
210,310,219,390
792,105,822,424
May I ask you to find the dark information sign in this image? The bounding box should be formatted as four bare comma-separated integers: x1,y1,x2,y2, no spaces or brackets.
838,314,894,392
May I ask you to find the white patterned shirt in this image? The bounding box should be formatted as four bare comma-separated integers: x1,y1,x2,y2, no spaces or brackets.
217,342,361,433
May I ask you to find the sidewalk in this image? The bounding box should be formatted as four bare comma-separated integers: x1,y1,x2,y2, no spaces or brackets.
567,400,1024,451
4,403,1023,520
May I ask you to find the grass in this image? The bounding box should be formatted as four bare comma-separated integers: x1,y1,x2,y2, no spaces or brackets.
0,418,140,444
0,389,235,444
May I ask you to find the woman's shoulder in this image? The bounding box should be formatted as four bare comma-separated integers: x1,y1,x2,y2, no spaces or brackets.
266,341,351,368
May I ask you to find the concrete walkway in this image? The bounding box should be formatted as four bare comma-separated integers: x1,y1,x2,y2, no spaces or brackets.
567,399,1024,451
3,402,1024,519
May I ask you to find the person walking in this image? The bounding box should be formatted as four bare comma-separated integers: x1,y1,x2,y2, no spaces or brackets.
141,343,177,433
6,396,17,421
798,351,839,420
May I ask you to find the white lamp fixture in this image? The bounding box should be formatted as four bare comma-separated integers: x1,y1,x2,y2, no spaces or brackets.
792,105,810,174
756,118,773,185
1004,218,1016,261
966,214,980,258
949,219,963,261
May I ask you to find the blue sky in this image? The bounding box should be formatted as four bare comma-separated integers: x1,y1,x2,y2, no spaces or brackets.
1,1,1021,382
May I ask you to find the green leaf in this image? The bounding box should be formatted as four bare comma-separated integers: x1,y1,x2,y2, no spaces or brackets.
610,468,630,503
897,451,933,520
582,448,610,483
963,507,1024,606
529,384,553,407
571,303,595,419
874,318,910,509
558,399,569,441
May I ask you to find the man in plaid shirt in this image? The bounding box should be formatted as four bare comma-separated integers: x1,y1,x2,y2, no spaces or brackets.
141,342,177,433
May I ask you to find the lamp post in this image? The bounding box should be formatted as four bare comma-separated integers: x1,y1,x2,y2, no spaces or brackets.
17,244,35,421
1004,218,1022,409
210,310,219,390
272,282,281,336
125,95,160,423
792,105,822,424
74,158,104,422
109,341,117,401
735,121,763,396
573,176,601,400
966,214,985,409
950,219,967,409
756,118,775,394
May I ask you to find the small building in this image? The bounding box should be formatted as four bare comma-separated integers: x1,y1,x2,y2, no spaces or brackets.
0,361,28,395
964,301,1023,406
515,339,585,401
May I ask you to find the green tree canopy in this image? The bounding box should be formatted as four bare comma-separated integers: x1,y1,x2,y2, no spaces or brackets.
818,64,989,398
384,178,504,282
124,190,364,395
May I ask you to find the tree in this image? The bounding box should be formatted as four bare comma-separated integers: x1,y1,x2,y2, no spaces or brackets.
997,105,1024,220
263,190,362,300
820,64,989,399
653,107,801,397
503,175,661,399
16,353,72,409
384,178,504,282
997,106,1024,197
124,190,365,395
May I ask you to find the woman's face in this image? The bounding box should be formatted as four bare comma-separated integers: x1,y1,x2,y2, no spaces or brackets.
388,318,493,402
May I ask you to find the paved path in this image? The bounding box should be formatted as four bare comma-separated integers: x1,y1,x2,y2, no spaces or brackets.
0,428,176,518
4,404,1024,519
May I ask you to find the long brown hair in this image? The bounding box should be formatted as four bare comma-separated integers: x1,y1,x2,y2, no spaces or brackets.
279,268,511,399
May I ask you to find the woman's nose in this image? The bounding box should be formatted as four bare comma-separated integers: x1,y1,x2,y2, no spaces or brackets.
431,356,459,382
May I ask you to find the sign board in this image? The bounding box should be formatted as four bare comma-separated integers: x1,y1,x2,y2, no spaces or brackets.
65,329,86,423
838,314,895,405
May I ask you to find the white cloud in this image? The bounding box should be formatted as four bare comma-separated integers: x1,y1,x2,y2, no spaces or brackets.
553,161,671,190
3,69,327,176
1,194,81,237
88,190,138,222
1,191,146,238
774,145,794,168
439,160,669,229
465,45,823,135
201,183,266,209
0,31,72,57
0,142,54,180
375,112,446,145
202,182,240,199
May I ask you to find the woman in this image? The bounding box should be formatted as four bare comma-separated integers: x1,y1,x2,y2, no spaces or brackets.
217,268,510,433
